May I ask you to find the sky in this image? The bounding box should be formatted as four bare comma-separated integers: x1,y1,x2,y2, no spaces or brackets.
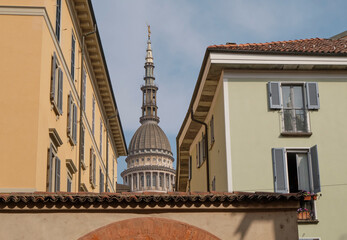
91,0,347,183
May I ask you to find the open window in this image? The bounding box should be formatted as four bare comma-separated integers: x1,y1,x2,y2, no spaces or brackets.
268,82,319,135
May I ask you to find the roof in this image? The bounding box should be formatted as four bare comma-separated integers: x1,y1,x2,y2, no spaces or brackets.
73,0,127,156
0,192,302,207
128,122,172,154
208,38,347,55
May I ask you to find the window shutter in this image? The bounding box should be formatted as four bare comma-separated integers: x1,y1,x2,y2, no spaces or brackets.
200,139,204,165
58,68,63,113
306,82,320,110
67,95,71,135
196,143,199,167
202,134,206,161
93,155,96,186
72,104,77,143
188,156,192,180
89,149,93,183
310,145,321,193
272,148,288,193
81,126,85,161
82,70,86,110
92,97,95,135
50,53,57,101
47,146,53,192
55,157,61,192
268,82,282,109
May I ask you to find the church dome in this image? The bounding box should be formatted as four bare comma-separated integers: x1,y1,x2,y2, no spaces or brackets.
128,121,171,154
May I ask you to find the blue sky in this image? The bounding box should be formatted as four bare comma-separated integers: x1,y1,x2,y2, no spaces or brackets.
91,0,347,183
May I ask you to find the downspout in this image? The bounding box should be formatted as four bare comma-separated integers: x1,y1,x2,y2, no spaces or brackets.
191,109,210,192
78,26,96,192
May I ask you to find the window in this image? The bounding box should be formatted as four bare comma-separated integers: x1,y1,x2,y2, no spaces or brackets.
272,145,321,194
50,52,63,115
210,115,215,144
188,156,192,180
47,129,63,192
99,168,104,193
66,159,77,192
67,94,77,145
92,96,95,135
89,148,96,188
140,174,144,187
212,176,216,191
82,70,86,110
146,173,151,187
71,33,76,80
196,133,206,167
166,175,169,188
159,174,163,187
152,173,157,187
268,82,320,134
55,0,61,42
134,175,137,189
100,120,103,155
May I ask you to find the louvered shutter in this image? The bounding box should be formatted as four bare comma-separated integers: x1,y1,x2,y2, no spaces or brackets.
47,146,53,191
55,157,61,192
272,148,288,193
81,126,85,161
306,82,320,109
58,69,63,114
72,104,77,143
196,143,199,167
82,70,86,110
202,134,206,161
93,155,96,186
188,156,192,180
310,145,321,193
67,95,71,135
89,149,93,183
268,82,282,109
50,53,57,101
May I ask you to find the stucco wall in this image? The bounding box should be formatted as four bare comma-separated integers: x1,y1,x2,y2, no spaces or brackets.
224,71,347,240
0,210,298,240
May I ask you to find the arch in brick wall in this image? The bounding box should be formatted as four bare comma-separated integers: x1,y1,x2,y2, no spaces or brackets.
78,217,220,240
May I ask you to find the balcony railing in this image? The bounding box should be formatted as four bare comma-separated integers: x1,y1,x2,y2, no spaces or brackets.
281,109,310,133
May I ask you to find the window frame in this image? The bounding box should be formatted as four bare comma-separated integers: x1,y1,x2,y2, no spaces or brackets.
67,93,77,145
55,0,61,42
70,32,76,80
50,53,63,115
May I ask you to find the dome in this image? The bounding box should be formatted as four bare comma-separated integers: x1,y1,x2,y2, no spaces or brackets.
128,122,171,154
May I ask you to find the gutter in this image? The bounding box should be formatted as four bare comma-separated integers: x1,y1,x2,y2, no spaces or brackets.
190,109,210,192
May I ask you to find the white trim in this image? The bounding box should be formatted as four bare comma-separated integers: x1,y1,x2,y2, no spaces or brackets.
223,70,347,79
211,52,347,65
0,188,36,193
222,71,233,192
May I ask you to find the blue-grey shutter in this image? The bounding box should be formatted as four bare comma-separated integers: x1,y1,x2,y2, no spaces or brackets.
306,82,320,110
55,157,61,192
310,145,321,193
81,126,85,161
93,155,96,186
58,69,63,114
188,156,192,180
51,53,57,101
72,104,77,143
272,148,288,193
92,97,95,135
55,0,61,41
67,95,71,135
47,146,53,191
99,169,104,193
82,70,86,110
89,148,93,183
71,34,75,79
268,82,282,109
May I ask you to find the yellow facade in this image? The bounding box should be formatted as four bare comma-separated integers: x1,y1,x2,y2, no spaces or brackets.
0,0,127,193
177,42,347,239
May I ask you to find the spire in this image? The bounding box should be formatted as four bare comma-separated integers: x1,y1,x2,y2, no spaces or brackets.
140,25,159,124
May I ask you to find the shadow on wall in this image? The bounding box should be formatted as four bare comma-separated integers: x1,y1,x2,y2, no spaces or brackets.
233,211,297,240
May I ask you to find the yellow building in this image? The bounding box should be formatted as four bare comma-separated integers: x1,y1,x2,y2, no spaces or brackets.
0,0,127,193
176,33,347,239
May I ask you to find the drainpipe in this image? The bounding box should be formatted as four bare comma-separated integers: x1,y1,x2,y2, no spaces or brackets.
78,26,96,192
190,109,210,192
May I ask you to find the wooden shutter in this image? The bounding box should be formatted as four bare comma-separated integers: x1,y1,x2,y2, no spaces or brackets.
81,126,85,161
89,148,93,183
72,104,77,143
58,68,63,114
55,157,61,192
306,82,320,109
67,95,72,135
272,148,288,193
50,53,57,101
268,82,282,109
310,145,321,193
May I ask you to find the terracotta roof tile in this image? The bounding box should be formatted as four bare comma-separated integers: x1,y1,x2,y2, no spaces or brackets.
208,38,347,55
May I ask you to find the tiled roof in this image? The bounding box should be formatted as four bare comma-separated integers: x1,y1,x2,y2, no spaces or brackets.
0,191,301,205
208,38,347,55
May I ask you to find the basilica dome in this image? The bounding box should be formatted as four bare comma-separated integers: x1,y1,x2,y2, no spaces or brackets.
128,121,171,154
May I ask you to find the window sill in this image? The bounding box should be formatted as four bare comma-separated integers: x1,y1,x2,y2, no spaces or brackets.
297,219,319,224
281,132,312,137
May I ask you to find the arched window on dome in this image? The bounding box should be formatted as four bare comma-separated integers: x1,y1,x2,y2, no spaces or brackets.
146,173,151,187
140,174,144,188
152,173,157,188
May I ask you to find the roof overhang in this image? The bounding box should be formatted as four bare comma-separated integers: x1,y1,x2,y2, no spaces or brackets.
176,49,347,191
72,0,127,156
